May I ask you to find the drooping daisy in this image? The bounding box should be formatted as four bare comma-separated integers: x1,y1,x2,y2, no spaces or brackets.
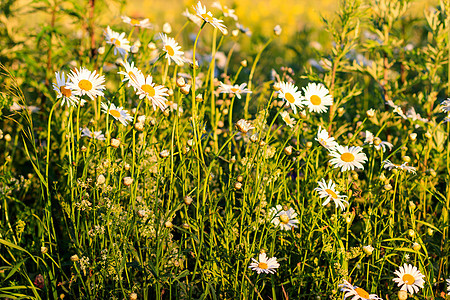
160,33,184,66
182,8,203,27
117,60,142,90
67,67,106,101
121,16,152,29
339,279,382,300
248,252,280,274
193,1,228,34
104,26,131,57
212,1,238,20
218,82,252,99
314,179,348,211
382,160,417,174
80,127,106,141
441,99,450,113
301,82,333,113
393,263,425,295
363,131,393,152
52,71,79,107
315,126,338,150
277,81,303,114
406,107,428,123
131,73,169,111
280,111,296,128
329,145,368,172
235,119,254,134
101,102,133,126
269,205,300,231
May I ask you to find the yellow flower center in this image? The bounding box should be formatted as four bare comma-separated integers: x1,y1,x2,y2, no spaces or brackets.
258,262,268,269
60,86,72,97
355,287,370,299
111,38,121,46
109,109,121,118
130,18,140,25
141,84,156,97
325,189,338,199
319,138,326,146
403,274,415,285
165,45,175,56
341,152,355,162
285,92,295,103
279,214,290,224
310,95,322,105
230,87,240,93
78,79,92,91
201,13,214,23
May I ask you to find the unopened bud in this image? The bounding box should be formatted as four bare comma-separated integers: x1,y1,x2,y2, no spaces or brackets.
176,77,186,87
240,60,247,67
123,177,133,186
409,133,417,141
237,175,244,182
111,138,121,148
165,221,173,228
234,182,242,190
180,85,191,95
159,150,170,158
284,146,293,156
184,196,193,205
412,242,421,251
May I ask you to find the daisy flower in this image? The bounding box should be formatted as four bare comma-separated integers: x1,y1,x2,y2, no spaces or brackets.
121,16,152,29
218,82,252,99
80,128,106,141
193,1,228,34
117,60,142,90
315,126,338,150
67,67,106,101
101,102,133,126
248,252,280,274
280,111,296,128
363,131,393,152
301,82,333,113
52,71,79,107
235,119,254,134
131,73,169,111
212,1,238,20
277,81,303,114
382,160,417,174
104,26,131,57
329,145,368,172
269,205,300,231
160,33,184,66
440,99,450,113
315,179,348,211
446,279,450,295
182,8,203,27
339,279,382,300
393,263,425,295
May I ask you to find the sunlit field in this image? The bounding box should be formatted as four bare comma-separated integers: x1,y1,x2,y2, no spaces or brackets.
1,0,450,299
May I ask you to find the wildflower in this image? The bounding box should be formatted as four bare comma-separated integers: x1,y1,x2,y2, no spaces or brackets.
123,177,133,186
406,107,428,123
121,16,152,29
280,111,296,128
160,150,170,158
134,122,144,131
41,246,48,254
176,77,186,87
234,182,242,190
182,8,203,26
131,73,169,111
165,220,173,228
382,160,416,174
101,102,133,126
273,25,282,36
218,82,252,99
184,196,193,205
160,33,184,66
235,119,254,134
80,128,106,141
315,179,348,211
362,245,374,255
104,26,131,57
366,109,375,118
446,279,450,295
409,133,417,141
129,292,138,300
329,146,368,172
284,146,293,155
315,126,338,150
236,22,252,36
393,263,425,295
363,131,393,152
70,254,79,262
67,67,105,101
180,84,191,95
193,1,227,34
118,60,143,90
301,82,333,113
398,290,407,300
97,174,106,185
162,22,172,34
339,279,382,300
110,138,121,148
277,81,303,114
441,99,450,113
269,205,300,230
52,71,80,107
412,242,421,251
212,1,238,20
248,252,280,274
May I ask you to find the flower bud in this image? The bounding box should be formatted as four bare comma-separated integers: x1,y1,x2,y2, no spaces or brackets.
402,156,411,163
237,175,244,182
273,25,282,36
366,109,375,118
409,133,417,141
306,141,313,148
129,292,138,300
259,140,266,147
424,131,432,139
362,245,374,255
284,146,293,156
409,201,416,209
41,246,48,254
110,138,121,148
250,134,258,143
384,184,392,191
240,60,247,67
176,77,186,87
97,174,106,185
234,182,242,190
184,196,193,205
159,150,170,158
196,94,203,102
412,242,421,251
408,229,415,237
398,290,407,300
180,85,191,95
70,254,79,262
135,122,145,131
165,221,173,228
123,177,133,186
162,22,172,34
4,134,11,142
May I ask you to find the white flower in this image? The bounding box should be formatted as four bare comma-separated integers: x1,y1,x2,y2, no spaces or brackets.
80,128,106,140
218,82,252,99
277,81,303,114
193,1,227,34
101,102,133,126
269,205,300,231
235,119,254,134
315,126,338,150
441,99,450,113
393,263,425,295
117,60,143,90
382,160,416,174
446,278,450,295
339,279,382,300
131,73,169,111
248,252,280,274
406,107,428,123
280,111,296,128
52,71,80,107
314,179,348,211
121,16,152,29
160,33,184,66
67,67,106,101
182,8,203,26
212,1,238,20
104,26,131,57
301,82,333,113
363,131,393,152
329,145,368,172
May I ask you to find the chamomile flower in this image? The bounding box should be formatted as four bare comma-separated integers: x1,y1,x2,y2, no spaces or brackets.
117,60,142,90
67,67,105,101
446,279,450,295
440,99,450,113
193,1,227,34
104,26,131,57
280,111,296,128
315,126,338,150
248,252,280,274
277,81,303,114
315,179,348,211
160,33,184,66
132,73,169,111
182,8,203,27
121,16,152,29
301,82,333,113
218,82,252,99
52,71,79,107
363,131,393,152
329,145,368,172
382,160,417,174
101,102,133,126
269,205,299,231
393,263,425,295
212,1,238,20
80,128,106,141
339,279,382,300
